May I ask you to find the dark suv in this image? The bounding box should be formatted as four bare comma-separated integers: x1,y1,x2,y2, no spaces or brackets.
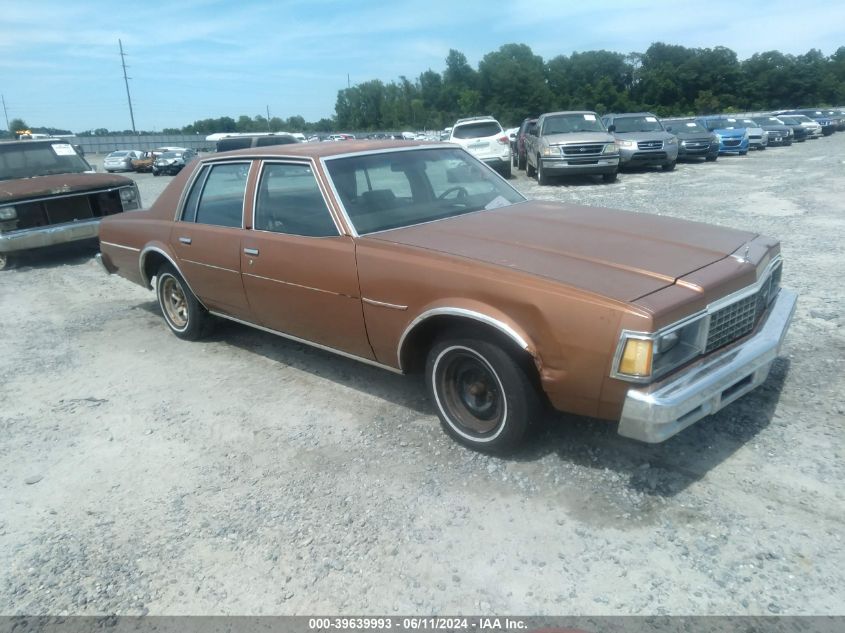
661,119,719,161
512,117,537,171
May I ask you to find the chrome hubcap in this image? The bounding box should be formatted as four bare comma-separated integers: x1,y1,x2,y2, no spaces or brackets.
160,276,188,328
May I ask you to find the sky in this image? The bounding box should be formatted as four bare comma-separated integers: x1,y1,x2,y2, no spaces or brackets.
2,0,843,133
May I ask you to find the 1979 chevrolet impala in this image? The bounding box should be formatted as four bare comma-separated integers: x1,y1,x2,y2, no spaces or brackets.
97,141,796,452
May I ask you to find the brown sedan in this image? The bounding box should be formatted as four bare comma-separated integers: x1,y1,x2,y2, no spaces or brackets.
97,141,796,451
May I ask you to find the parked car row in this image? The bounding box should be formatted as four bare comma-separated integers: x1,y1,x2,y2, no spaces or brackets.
498,106,842,185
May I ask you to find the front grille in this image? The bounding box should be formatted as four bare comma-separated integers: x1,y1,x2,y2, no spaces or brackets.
631,151,667,161
705,262,782,353
559,143,603,156
637,140,663,150
723,139,741,147
683,140,710,149
749,134,762,140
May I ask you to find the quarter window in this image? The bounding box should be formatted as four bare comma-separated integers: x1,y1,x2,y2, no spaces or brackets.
255,163,337,237
193,163,249,228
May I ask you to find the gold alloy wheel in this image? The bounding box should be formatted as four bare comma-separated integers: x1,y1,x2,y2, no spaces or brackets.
160,275,188,329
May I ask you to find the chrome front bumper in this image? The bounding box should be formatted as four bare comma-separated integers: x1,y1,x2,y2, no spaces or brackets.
0,219,101,254
617,288,797,443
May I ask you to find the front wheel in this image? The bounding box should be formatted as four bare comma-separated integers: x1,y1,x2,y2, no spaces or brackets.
0,253,12,271
739,150,748,155
662,160,676,172
518,154,526,170
156,264,212,340
425,336,540,453
602,171,618,183
705,154,718,162
537,157,550,185
526,158,536,177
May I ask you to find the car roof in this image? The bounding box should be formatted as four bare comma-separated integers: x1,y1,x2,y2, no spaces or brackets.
542,111,597,117
207,139,447,161
604,112,658,118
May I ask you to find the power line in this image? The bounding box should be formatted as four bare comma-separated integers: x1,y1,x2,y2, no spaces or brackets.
119,39,137,134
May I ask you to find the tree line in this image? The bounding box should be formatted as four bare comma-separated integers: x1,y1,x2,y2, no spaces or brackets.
3,41,843,137
334,42,845,130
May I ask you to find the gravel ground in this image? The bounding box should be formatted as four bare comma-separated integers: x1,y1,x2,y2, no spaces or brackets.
0,137,843,616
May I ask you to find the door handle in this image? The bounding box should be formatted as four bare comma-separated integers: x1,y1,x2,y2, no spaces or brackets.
243,247,259,256
178,237,192,245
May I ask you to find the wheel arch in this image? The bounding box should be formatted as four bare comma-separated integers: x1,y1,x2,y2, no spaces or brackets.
397,307,539,375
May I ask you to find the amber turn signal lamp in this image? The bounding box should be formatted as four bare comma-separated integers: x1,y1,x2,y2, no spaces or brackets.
619,338,653,376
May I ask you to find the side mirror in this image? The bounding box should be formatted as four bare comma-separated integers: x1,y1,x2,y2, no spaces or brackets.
665,126,673,132
607,124,616,133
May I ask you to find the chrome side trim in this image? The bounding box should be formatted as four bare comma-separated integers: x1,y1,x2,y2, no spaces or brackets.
396,307,529,369
181,259,240,275
100,240,140,253
208,311,403,374
362,298,408,310
242,272,350,298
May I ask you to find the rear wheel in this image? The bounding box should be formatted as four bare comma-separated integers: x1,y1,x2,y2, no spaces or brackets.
0,253,11,271
156,264,212,340
518,154,526,170
602,171,618,183
425,335,540,453
511,153,518,168
500,163,512,179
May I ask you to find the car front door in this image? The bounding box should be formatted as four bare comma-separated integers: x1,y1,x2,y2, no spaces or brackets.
170,161,253,320
240,160,373,360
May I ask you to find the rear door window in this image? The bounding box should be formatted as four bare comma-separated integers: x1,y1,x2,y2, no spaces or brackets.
191,163,249,228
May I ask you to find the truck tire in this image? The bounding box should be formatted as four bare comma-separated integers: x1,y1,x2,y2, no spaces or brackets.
537,157,550,185
602,171,618,183
526,158,536,177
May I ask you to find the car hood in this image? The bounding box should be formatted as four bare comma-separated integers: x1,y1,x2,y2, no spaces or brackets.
670,130,714,140
367,201,756,303
613,131,674,141
542,131,615,145
713,128,746,137
0,173,133,204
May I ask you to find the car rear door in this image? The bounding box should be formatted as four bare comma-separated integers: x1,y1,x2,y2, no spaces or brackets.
170,160,254,320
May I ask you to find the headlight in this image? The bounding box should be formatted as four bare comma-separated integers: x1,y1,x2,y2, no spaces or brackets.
602,142,619,154
715,133,723,141
0,206,17,220
743,131,749,140
542,147,553,156
119,186,141,210
614,316,707,381
617,139,636,148
665,137,678,145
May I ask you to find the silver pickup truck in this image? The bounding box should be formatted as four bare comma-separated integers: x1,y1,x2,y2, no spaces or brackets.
524,111,620,185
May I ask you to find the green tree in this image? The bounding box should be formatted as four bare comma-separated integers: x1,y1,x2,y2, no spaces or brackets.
478,43,551,124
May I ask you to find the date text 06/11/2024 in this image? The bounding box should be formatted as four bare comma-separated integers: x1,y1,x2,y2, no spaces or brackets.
307,617,541,631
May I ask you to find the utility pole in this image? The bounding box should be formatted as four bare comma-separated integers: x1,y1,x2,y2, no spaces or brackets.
119,39,137,134
1,94,9,133
347,74,350,89
266,105,271,132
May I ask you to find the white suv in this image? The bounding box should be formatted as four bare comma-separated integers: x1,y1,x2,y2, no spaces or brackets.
448,116,511,178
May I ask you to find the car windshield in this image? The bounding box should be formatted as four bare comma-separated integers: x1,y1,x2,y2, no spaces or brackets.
161,152,182,158
0,142,91,181
612,115,664,133
721,119,750,129
541,114,605,134
452,121,502,139
703,119,741,130
783,115,813,123
665,121,707,133
325,147,525,235
755,117,783,125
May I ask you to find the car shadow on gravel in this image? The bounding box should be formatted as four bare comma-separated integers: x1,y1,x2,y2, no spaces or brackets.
2,240,100,271
133,309,434,414
516,357,791,498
